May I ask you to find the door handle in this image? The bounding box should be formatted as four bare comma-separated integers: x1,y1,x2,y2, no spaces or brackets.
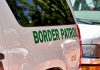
0,53,5,60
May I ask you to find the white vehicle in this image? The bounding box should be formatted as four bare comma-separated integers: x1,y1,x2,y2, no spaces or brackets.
70,0,100,67
0,0,81,70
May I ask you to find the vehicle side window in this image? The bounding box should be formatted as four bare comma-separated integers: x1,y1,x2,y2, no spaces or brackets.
6,0,75,27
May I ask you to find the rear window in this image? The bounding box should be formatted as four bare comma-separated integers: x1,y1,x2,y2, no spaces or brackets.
6,0,75,27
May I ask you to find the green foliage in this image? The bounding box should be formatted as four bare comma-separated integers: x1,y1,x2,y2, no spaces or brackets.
6,0,74,26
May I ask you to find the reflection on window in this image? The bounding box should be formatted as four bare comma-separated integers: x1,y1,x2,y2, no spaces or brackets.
6,0,75,27
71,0,100,11
82,45,100,58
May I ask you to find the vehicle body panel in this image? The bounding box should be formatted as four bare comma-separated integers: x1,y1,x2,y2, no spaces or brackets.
78,24,100,44
0,0,81,70
70,0,100,66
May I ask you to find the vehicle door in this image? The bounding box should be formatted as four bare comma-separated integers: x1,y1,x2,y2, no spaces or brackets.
2,0,81,70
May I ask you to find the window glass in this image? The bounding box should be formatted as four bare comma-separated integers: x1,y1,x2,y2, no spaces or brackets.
82,45,100,58
70,0,100,11
6,0,75,27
